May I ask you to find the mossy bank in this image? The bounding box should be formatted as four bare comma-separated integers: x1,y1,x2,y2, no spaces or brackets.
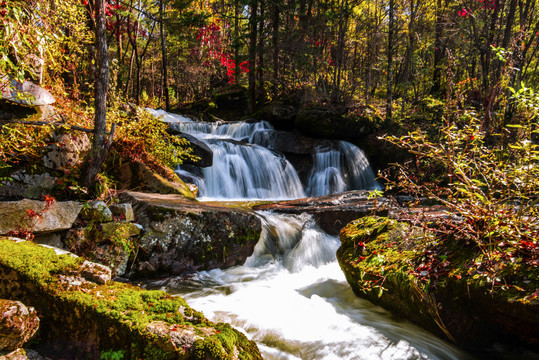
337,216,539,352
0,238,262,360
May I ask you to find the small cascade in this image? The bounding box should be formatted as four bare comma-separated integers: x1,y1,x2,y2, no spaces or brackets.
306,141,380,196
200,140,305,199
178,120,273,142
146,212,472,360
145,108,193,123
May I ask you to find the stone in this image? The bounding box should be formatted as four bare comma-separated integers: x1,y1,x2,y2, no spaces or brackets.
0,200,81,235
0,171,57,200
0,348,27,360
33,233,64,249
167,127,213,167
0,239,262,360
0,76,55,106
121,191,262,277
79,201,113,222
100,222,141,239
0,300,39,351
80,260,112,285
42,132,91,172
108,203,135,222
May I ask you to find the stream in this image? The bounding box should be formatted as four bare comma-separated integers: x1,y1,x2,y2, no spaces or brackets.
144,109,474,359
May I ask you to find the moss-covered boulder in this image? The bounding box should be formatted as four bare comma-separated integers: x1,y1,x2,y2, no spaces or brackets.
0,238,262,360
337,216,539,351
121,191,262,277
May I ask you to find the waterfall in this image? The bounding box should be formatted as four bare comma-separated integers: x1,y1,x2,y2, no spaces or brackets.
145,213,472,360
306,141,380,196
145,108,193,123
200,140,305,200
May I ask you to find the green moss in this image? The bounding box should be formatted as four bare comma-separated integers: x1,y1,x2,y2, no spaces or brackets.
338,216,539,347
0,238,262,359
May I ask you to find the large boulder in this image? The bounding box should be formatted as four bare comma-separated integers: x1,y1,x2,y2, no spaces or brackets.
337,216,539,351
0,199,81,235
0,239,262,359
295,108,377,140
121,191,262,276
0,300,40,351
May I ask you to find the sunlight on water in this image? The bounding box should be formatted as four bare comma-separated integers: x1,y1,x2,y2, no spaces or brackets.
145,213,474,360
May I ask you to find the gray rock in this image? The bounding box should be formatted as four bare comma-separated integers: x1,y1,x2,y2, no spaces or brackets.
0,199,82,235
108,203,135,222
121,191,262,277
0,76,55,106
42,132,90,172
167,126,213,168
0,300,39,351
79,201,113,222
0,172,56,200
33,233,64,249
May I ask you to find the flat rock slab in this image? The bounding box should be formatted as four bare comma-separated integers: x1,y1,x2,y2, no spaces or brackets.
121,191,262,276
254,190,398,235
0,200,82,235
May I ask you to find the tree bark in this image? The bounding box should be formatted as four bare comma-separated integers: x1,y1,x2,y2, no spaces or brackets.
160,0,170,110
82,0,111,190
248,0,258,113
385,0,395,125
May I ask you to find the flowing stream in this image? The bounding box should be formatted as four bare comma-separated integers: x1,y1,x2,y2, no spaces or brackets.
145,109,473,359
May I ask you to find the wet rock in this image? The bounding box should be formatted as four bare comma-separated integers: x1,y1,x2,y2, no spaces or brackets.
250,129,334,155
0,300,39,351
79,201,113,222
121,191,262,276
42,132,90,172
108,203,135,222
167,126,213,167
0,239,262,360
338,216,539,350
254,190,397,235
251,101,297,130
295,108,376,140
0,199,81,235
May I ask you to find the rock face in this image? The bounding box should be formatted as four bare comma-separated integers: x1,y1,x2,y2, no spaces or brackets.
254,190,396,234
0,239,262,360
168,125,213,167
337,216,539,350
0,171,56,200
0,300,40,352
42,132,91,172
295,108,376,140
121,191,262,276
0,199,81,235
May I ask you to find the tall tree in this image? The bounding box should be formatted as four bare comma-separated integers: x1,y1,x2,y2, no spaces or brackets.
160,0,171,110
385,0,395,124
83,0,113,190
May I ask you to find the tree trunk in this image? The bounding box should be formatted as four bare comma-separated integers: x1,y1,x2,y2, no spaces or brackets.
160,0,170,111
248,0,258,113
432,0,443,94
82,0,111,190
385,0,395,125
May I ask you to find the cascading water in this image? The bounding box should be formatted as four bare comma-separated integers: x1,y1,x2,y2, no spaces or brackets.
174,117,379,199
146,109,473,359
306,142,380,197
145,213,473,360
